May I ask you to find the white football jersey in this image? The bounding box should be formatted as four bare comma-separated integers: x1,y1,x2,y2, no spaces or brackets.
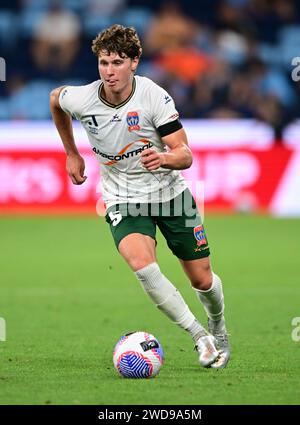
59,75,187,208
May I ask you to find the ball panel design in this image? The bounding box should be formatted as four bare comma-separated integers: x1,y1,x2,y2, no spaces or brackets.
116,350,153,379
113,331,163,379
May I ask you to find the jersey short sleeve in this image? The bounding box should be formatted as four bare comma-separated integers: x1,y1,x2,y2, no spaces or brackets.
148,82,182,136
58,86,80,120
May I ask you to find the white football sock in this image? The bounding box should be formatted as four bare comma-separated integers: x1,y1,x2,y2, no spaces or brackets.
194,272,226,333
135,262,207,341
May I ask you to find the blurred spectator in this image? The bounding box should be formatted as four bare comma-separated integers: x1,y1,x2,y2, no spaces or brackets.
273,0,300,25
31,2,81,72
246,0,300,44
214,30,249,65
87,0,126,16
156,48,212,85
216,0,254,36
144,1,210,85
144,1,199,55
245,58,295,107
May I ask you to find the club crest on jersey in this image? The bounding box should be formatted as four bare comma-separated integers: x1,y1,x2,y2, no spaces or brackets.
127,111,140,132
194,225,207,246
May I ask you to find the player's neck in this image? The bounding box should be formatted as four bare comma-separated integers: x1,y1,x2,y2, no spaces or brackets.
101,78,134,106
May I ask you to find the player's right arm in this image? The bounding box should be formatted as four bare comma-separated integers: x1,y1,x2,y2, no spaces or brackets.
50,86,87,185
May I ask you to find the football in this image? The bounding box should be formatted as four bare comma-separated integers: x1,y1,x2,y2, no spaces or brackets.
113,331,164,378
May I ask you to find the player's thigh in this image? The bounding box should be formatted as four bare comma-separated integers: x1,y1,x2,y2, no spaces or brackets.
105,209,156,271
119,233,156,271
157,189,210,261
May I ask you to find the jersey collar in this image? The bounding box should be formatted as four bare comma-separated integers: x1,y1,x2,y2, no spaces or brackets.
98,77,136,109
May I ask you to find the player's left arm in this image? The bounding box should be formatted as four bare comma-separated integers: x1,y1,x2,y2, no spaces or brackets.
141,127,192,171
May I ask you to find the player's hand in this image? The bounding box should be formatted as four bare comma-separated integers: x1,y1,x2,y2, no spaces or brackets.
66,153,87,185
140,149,166,171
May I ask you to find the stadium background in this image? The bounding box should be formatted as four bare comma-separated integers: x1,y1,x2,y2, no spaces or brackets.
0,0,300,406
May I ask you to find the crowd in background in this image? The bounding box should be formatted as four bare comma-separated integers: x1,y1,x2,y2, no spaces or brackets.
1,0,300,138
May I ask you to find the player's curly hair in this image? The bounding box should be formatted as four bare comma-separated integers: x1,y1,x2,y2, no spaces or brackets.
91,24,142,59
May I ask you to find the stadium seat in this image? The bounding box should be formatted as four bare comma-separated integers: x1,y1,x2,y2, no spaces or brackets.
20,0,51,12
82,14,113,37
0,99,9,119
257,43,281,67
278,25,300,68
9,81,54,119
120,7,153,37
261,70,296,106
18,9,45,38
62,0,88,15
0,10,17,50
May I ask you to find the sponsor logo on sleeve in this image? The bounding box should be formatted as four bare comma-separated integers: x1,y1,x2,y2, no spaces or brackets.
169,113,179,120
164,95,172,104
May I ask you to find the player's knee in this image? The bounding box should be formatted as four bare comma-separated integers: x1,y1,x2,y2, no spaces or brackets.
191,276,212,291
190,265,213,291
128,257,156,272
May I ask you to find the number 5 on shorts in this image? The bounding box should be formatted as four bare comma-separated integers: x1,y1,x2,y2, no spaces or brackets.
108,211,123,227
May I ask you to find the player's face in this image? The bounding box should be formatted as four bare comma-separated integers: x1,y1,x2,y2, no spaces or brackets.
98,51,139,95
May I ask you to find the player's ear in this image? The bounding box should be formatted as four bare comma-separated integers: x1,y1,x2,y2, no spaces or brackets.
131,57,139,72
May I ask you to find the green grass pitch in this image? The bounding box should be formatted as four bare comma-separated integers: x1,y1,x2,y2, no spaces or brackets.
0,214,300,405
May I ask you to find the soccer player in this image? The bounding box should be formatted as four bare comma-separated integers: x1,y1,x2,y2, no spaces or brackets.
50,24,230,368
